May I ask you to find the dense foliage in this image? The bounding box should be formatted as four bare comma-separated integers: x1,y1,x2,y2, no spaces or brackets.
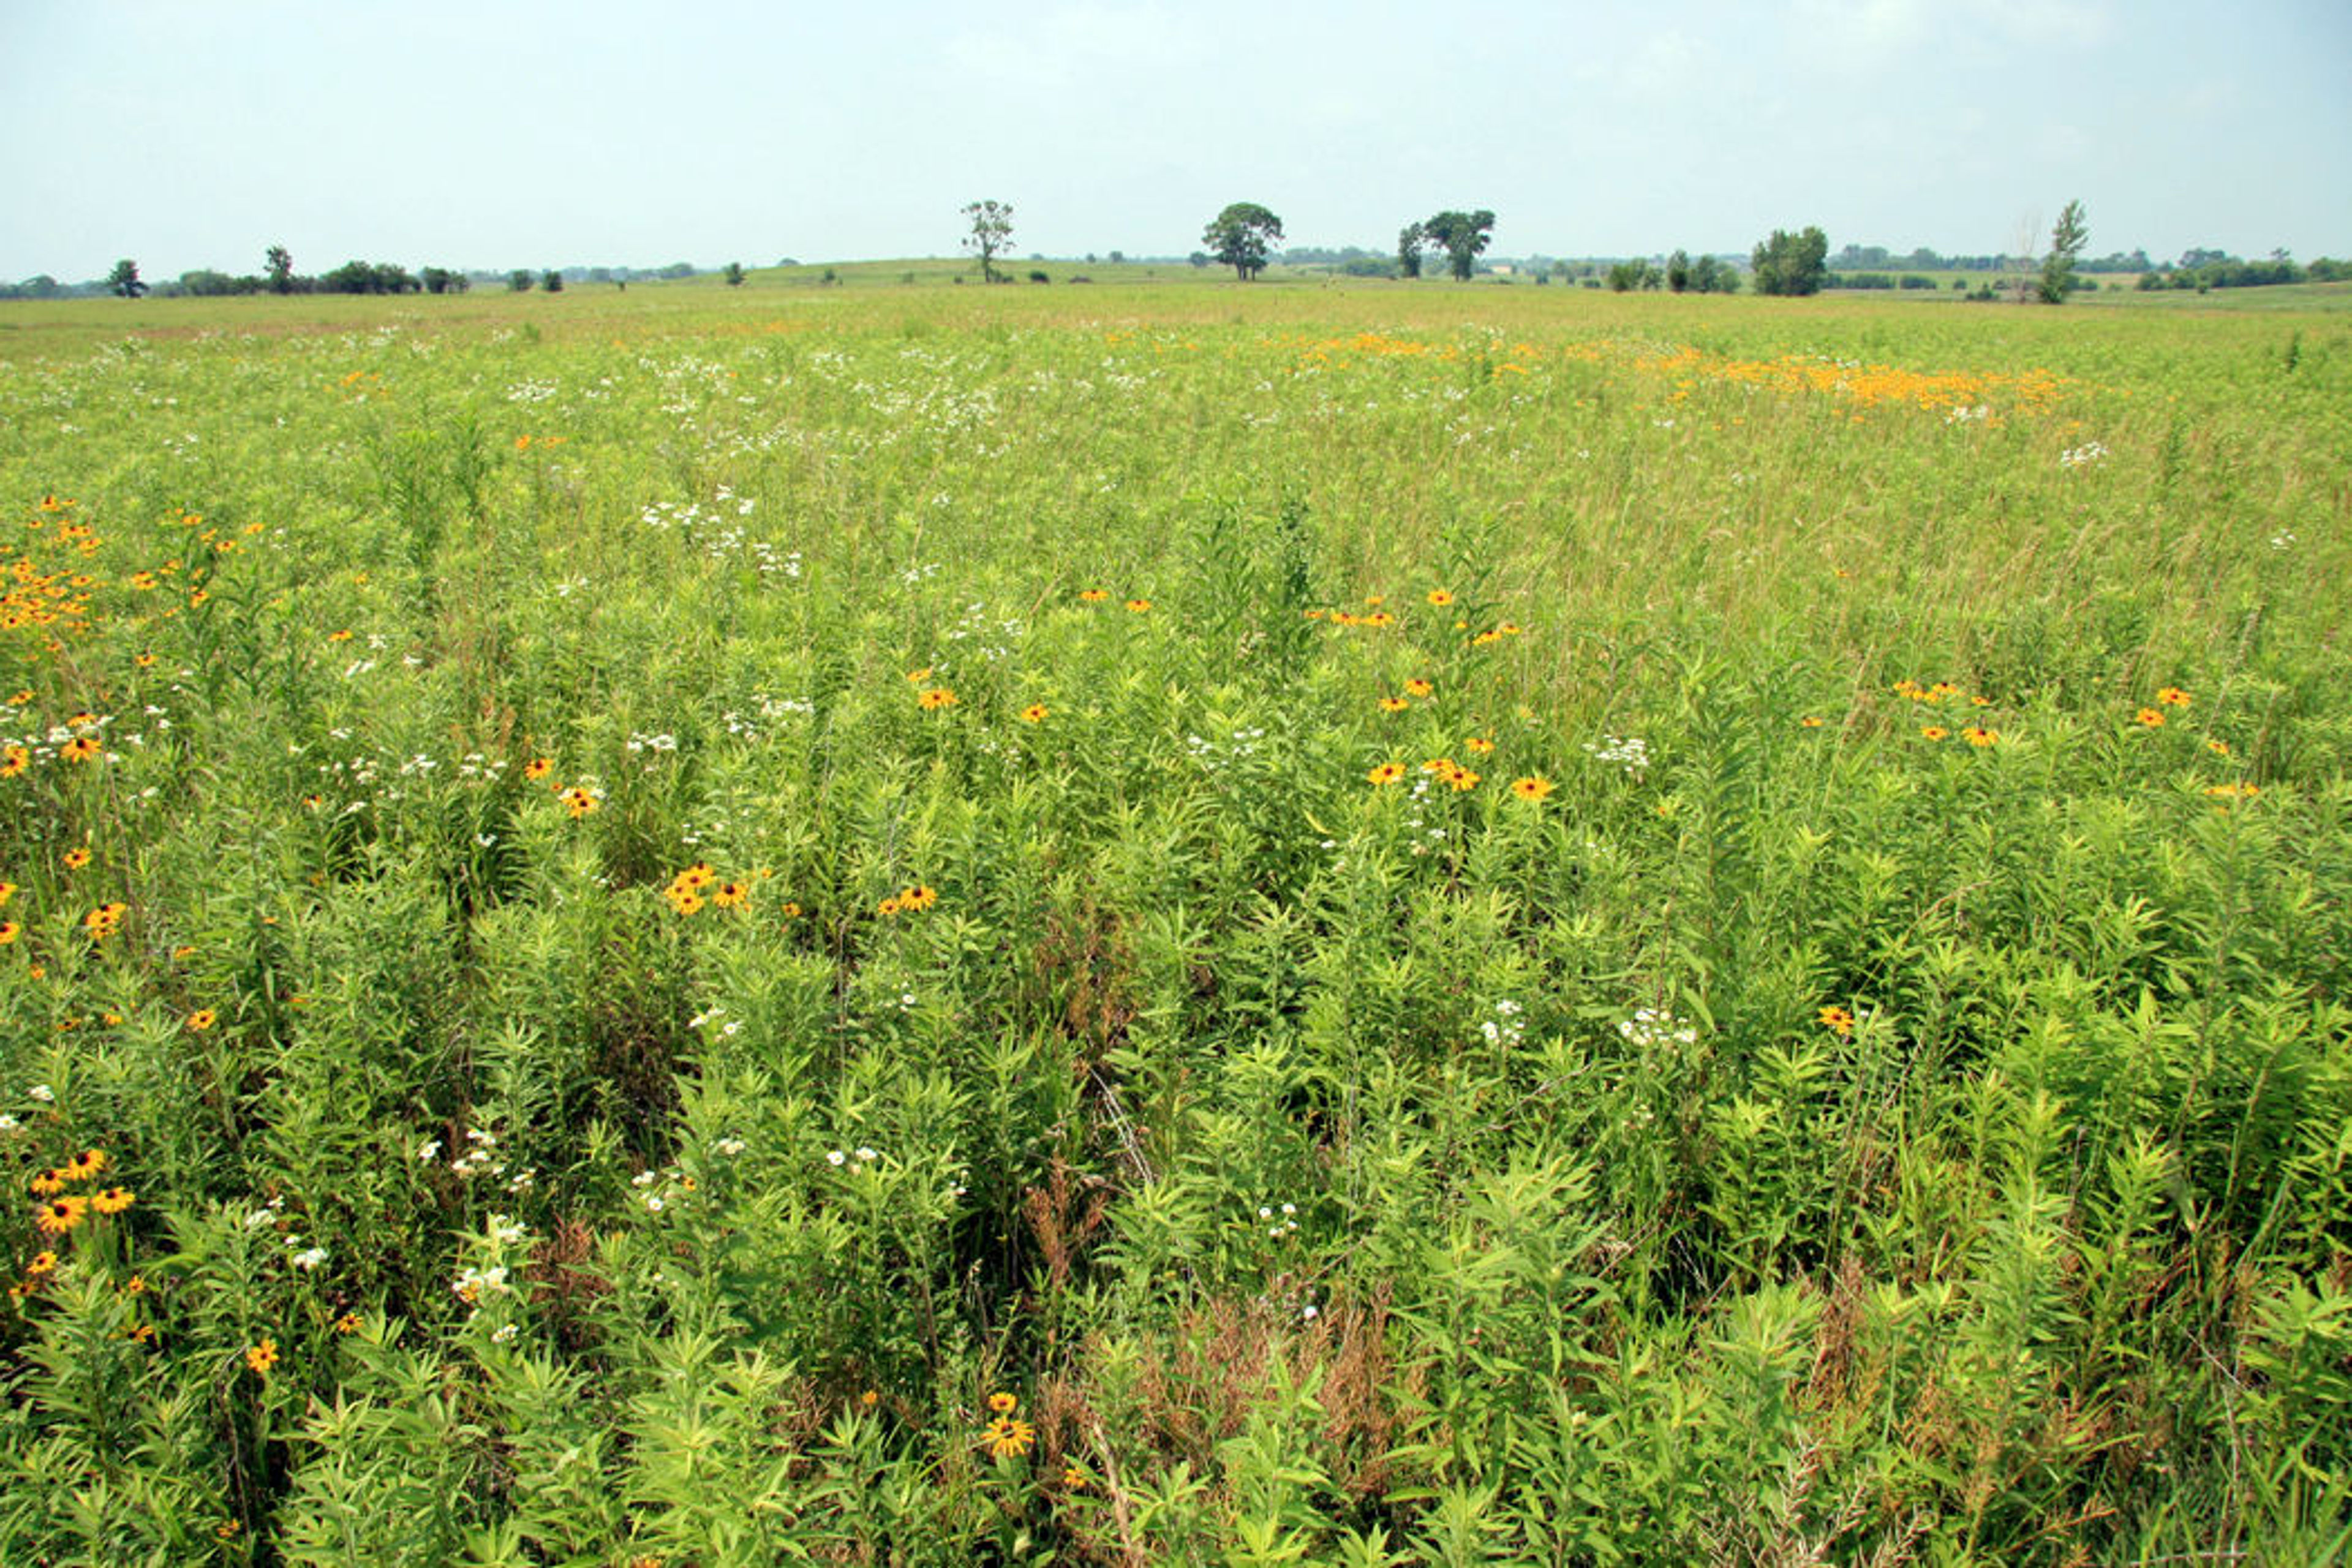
1,279,2348,1563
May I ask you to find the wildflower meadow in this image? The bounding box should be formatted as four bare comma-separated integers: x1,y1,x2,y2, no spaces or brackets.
2,277,2348,1564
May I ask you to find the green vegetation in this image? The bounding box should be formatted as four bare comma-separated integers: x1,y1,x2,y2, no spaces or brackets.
1,277,2348,1562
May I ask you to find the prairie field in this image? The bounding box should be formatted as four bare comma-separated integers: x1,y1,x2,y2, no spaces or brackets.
2,276,2350,1564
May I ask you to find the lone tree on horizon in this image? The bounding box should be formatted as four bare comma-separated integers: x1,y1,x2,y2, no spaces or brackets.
963,200,1014,283
2038,200,2089,304
107,259,146,298
1204,203,1284,281
1420,211,1497,281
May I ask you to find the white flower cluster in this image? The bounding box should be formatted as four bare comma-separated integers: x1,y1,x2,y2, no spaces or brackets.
825,1146,881,1167
639,494,803,582
451,1264,510,1302
503,377,559,404
1479,998,1526,1051
418,1128,535,1194
1618,1006,1698,1049
1257,1201,1301,1239
1585,734,1651,777
721,693,813,742
1184,727,1267,767
2059,440,2109,469
1945,404,1989,424
944,600,1025,664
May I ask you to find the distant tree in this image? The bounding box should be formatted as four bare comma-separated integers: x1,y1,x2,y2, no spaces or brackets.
1751,226,1829,295
2037,199,2088,304
1397,223,1426,279
508,269,534,293
1666,249,1691,293
107,259,146,298
1420,210,1496,281
962,200,1014,283
1203,202,1284,280
723,262,745,287
265,245,294,295
541,269,564,293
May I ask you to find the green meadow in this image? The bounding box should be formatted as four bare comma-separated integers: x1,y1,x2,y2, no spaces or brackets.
2,275,2349,1564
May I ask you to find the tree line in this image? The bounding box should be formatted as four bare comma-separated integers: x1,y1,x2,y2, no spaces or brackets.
2,251,709,301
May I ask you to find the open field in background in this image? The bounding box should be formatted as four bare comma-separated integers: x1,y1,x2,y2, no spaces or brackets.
1,277,2348,1563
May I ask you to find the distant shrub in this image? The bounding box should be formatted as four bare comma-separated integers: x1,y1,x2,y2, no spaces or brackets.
1027,270,1049,284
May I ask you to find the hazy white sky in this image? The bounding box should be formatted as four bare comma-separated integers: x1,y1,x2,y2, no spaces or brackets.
4,0,2346,280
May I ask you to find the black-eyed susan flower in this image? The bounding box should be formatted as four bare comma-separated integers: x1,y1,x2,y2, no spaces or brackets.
246,1339,279,1374
1817,1005,1855,1036
982,1414,1037,1460
1378,696,1409,714
34,1196,86,1235
918,688,959,710
1920,726,1947,742
905,668,932,684
2156,687,2192,707
1962,726,1998,748
1019,703,1048,724
712,881,749,910
1447,766,1481,793
1124,598,1151,613
0,746,26,777
1077,589,1108,603
59,736,101,763
333,1312,361,1334
2206,739,2230,756
1510,775,1553,801
900,884,938,912
877,895,902,918
0,921,17,946
29,1169,67,1197
1463,736,1494,754
1367,762,1405,786
62,848,92,870
64,1148,106,1181
26,1250,58,1276
1426,589,1453,606
522,757,553,780
559,785,600,817
186,1008,217,1032
2135,707,2165,728
988,1391,1018,1414
91,1186,134,1215
1800,717,1825,729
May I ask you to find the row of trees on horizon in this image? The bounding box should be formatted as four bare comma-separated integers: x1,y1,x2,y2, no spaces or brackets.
9,218,2346,303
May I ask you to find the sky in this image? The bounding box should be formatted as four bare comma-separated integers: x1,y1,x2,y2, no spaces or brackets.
4,0,2348,281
